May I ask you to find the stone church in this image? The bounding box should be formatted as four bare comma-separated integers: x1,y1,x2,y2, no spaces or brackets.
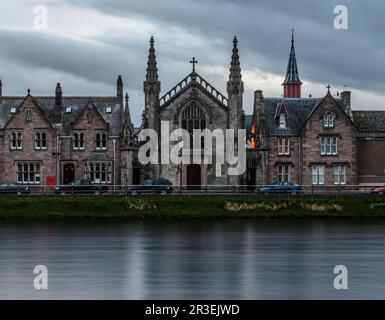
121,36,245,188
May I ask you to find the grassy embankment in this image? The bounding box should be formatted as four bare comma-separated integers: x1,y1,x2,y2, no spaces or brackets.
0,195,385,219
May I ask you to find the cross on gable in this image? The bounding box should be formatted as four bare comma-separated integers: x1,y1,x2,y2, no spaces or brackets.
190,57,198,73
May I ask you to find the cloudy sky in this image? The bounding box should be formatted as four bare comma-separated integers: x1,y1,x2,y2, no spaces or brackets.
0,0,384,125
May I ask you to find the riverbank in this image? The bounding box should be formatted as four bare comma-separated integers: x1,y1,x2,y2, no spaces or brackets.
0,195,385,219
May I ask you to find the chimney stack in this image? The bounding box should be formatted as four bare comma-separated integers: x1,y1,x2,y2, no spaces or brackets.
53,83,62,123
341,90,351,109
117,75,123,105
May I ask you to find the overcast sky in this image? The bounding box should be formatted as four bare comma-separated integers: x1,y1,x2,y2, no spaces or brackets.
0,0,384,125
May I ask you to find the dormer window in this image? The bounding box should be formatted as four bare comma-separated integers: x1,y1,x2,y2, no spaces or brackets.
10,107,16,114
65,107,72,114
323,112,335,128
105,107,112,113
279,113,286,129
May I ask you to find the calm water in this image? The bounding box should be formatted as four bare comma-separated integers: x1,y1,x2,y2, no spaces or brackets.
0,219,385,299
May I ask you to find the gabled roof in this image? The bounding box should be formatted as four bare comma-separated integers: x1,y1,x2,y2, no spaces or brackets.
159,72,228,109
263,98,322,135
0,95,122,136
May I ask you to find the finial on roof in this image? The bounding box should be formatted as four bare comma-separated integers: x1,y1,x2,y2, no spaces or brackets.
309,93,312,98
27,89,31,95
189,57,198,73
125,92,129,103
327,84,331,94
291,29,295,48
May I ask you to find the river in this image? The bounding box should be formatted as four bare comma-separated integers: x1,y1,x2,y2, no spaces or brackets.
0,219,384,299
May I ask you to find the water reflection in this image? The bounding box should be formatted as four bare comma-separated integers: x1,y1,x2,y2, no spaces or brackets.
0,219,384,299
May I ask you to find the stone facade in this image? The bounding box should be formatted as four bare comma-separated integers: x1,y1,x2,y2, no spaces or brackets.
0,34,384,189
0,83,125,188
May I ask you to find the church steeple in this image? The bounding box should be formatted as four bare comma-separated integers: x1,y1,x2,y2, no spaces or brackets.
143,35,161,128
227,36,243,94
144,36,160,86
227,36,244,186
143,36,161,178
282,30,302,98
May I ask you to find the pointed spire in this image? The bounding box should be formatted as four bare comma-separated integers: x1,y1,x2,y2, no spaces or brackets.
0,79,2,99
282,30,302,98
145,35,158,83
229,36,242,83
283,30,302,86
227,36,244,96
124,92,132,125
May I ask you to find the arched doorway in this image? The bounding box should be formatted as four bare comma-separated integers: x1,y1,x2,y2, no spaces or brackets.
63,163,75,185
187,164,201,190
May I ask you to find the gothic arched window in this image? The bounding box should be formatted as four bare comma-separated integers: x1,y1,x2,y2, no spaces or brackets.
180,102,208,149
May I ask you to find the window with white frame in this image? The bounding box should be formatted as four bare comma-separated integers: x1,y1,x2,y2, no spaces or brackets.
278,138,290,155
323,112,335,128
320,136,338,155
73,132,85,150
95,132,107,150
34,132,47,150
10,132,23,150
16,162,41,184
278,164,290,182
84,162,112,184
333,165,346,185
25,108,33,121
279,113,286,129
312,165,325,185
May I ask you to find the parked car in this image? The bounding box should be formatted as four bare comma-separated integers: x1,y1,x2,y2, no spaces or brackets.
55,178,109,194
259,182,301,194
372,187,385,195
0,183,30,195
128,179,173,195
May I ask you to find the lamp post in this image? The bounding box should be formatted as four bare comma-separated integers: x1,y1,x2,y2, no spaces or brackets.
179,139,184,194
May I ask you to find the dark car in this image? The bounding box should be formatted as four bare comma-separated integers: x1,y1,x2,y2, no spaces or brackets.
55,178,109,194
0,184,30,195
128,179,173,195
259,182,301,194
372,187,385,195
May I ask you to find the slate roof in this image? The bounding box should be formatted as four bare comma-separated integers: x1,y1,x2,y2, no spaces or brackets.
352,111,385,133
0,96,123,136
263,98,322,135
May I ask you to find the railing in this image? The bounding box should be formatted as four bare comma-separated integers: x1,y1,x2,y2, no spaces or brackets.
0,184,384,197
159,73,228,108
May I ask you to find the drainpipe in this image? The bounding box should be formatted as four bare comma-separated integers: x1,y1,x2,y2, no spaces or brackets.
113,139,116,193
56,134,61,186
